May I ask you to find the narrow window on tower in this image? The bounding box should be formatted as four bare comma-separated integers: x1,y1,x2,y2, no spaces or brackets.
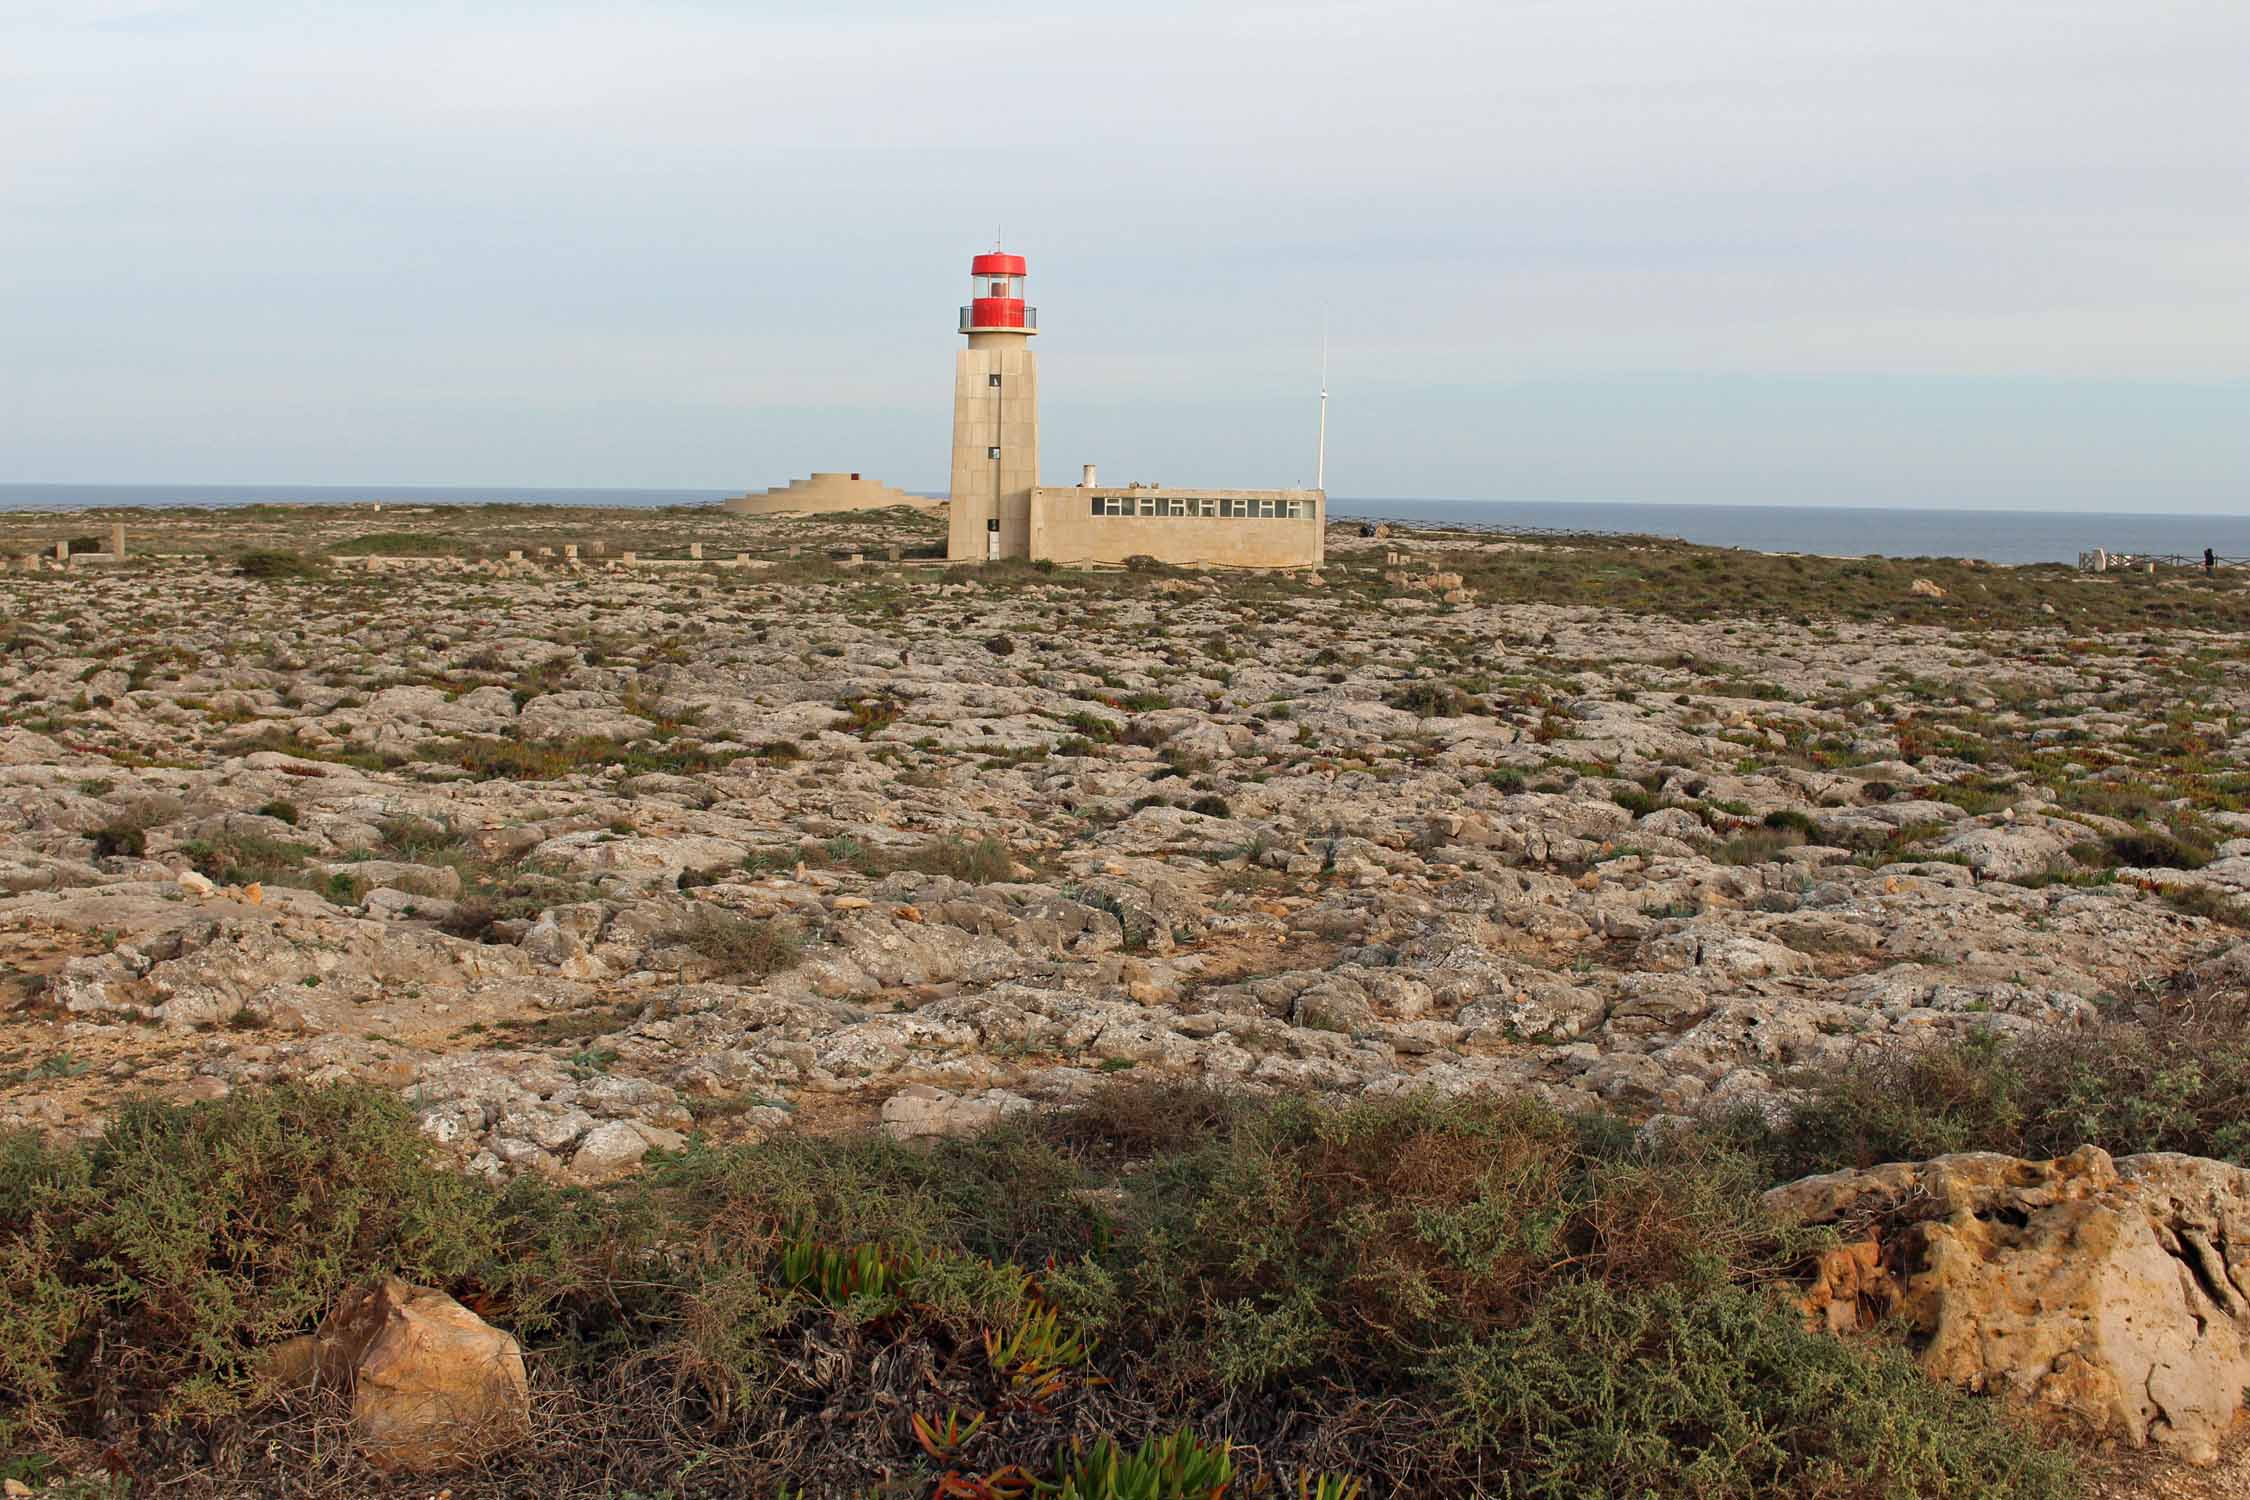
988,374,1002,388
987,446,1000,460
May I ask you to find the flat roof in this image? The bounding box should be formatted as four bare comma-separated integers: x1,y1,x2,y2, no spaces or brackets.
1034,486,1323,499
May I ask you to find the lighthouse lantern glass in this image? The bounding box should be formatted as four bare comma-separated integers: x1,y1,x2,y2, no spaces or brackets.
962,252,1034,332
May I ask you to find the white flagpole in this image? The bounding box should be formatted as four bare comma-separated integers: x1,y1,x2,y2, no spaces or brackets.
1316,313,1329,492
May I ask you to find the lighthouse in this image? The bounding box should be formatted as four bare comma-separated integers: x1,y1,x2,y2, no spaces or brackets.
946,250,1040,562
934,247,1321,569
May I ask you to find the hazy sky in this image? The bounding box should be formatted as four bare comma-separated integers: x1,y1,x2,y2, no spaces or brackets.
4,0,2247,509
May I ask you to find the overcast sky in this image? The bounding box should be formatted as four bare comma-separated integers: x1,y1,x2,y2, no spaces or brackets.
3,0,2246,510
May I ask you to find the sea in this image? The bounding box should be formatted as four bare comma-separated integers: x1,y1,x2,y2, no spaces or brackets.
3,483,2245,567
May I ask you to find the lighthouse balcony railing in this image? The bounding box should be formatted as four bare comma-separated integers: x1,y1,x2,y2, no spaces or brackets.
960,305,1037,332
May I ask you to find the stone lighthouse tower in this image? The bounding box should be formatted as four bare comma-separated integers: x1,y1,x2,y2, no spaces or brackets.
946,250,1039,562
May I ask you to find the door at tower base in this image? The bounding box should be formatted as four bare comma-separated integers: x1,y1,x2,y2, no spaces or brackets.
1026,487,1325,569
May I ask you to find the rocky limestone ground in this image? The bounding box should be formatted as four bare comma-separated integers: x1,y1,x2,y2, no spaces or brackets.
4,509,2250,1200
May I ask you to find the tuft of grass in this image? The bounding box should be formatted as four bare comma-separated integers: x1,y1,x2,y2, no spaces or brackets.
1612,787,1661,818
663,907,802,978
180,830,313,888
804,834,1022,885
894,834,1017,883
376,813,462,860
1386,680,1473,717
1716,826,1806,866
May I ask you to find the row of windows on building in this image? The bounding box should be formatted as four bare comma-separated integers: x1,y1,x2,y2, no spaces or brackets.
1089,495,1312,519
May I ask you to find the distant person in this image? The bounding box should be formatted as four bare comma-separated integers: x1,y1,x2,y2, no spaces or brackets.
2207,547,2217,575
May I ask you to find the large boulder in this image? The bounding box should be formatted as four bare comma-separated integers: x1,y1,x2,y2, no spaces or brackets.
880,1083,1034,1140
271,1277,530,1472
1765,1147,2250,1465
1930,817,2083,882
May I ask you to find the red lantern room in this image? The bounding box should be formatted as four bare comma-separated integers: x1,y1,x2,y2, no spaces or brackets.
961,251,1037,334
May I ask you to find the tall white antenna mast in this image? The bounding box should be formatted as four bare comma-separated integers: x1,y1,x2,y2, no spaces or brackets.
1315,312,1329,493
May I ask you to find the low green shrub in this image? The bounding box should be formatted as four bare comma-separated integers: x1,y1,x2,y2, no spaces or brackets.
662,907,801,978
1104,1092,2069,1494
1727,989,2250,1179
1423,1279,2066,1498
895,834,1016,884
806,833,1020,885
1387,679,1472,717
0,1084,2076,1497
436,896,503,942
89,820,146,859
1717,826,1806,865
0,1088,516,1425
377,813,461,858
2159,884,2250,928
234,550,324,580
431,734,743,781
838,693,903,735
2093,827,2213,870
180,829,313,887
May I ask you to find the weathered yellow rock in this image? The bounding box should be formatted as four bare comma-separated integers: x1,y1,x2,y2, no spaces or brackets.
1796,1235,1891,1336
1767,1147,2250,1465
283,1277,530,1472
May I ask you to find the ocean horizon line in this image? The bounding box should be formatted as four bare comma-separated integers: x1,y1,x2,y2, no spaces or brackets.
1,483,2243,565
